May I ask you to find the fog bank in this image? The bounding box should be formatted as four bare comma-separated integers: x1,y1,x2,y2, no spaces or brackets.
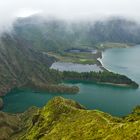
0,0,140,32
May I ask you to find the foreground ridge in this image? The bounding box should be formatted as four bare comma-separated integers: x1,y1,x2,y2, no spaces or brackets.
1,97,140,140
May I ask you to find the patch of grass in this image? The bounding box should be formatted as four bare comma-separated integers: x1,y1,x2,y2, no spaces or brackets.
19,97,140,140
47,51,100,65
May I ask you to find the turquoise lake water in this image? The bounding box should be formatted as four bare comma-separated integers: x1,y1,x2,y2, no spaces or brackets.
2,45,140,116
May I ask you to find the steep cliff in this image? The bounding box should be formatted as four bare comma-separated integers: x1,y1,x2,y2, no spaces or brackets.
0,33,57,97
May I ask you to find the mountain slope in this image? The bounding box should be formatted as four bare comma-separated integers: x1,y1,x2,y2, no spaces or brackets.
13,16,140,53
0,33,57,96
1,97,140,139
19,97,140,140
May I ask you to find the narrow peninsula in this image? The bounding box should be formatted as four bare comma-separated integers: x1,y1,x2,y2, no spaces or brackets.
61,71,139,88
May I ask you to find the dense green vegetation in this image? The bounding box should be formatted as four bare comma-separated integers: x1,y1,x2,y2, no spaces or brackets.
61,71,139,88
0,33,59,97
1,97,140,139
27,82,79,94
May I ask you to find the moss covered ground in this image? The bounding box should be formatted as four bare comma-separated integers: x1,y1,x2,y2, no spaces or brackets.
3,97,139,140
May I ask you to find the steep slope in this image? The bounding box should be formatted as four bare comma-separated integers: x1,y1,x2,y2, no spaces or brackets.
0,33,57,96
4,97,140,140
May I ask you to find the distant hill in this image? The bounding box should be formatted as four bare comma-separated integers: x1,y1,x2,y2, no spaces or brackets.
13,16,140,52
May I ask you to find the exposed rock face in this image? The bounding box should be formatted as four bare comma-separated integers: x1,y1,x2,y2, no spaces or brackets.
0,98,3,109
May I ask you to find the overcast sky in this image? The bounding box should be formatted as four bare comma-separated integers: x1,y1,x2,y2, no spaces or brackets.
0,0,140,31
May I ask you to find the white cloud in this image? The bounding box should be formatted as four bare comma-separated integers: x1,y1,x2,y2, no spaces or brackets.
16,9,42,18
0,0,140,31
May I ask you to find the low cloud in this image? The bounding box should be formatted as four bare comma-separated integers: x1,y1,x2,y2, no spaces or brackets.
0,0,140,32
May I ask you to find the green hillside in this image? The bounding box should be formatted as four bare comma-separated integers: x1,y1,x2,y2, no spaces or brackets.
1,97,140,140
0,33,57,96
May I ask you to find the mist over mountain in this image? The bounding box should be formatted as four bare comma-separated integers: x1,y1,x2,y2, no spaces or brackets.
12,15,140,52
1,0,140,32
0,15,140,96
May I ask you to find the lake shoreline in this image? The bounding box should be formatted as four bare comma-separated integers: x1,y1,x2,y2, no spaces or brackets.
97,82,139,88
64,79,139,89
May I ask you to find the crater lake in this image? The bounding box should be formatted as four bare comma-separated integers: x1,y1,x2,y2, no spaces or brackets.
2,45,140,117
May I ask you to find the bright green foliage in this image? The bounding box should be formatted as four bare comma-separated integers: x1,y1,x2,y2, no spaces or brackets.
15,97,140,140
1,97,140,139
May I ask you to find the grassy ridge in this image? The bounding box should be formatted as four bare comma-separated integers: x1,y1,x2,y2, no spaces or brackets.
0,97,139,140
